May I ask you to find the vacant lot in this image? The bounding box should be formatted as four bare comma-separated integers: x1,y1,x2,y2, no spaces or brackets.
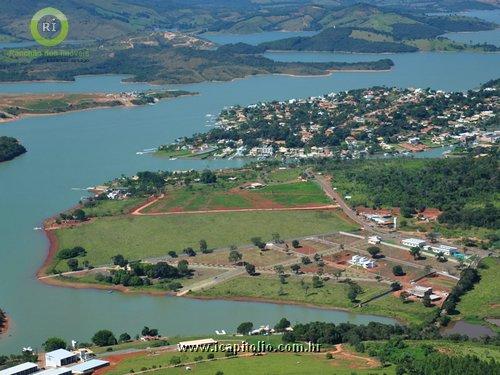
456,257,500,321
104,348,390,375
144,181,330,213
54,210,356,267
193,247,291,268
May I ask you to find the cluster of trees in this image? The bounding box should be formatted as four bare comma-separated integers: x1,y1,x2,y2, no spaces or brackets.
95,256,190,290
0,136,26,162
282,321,407,345
331,155,498,230
0,350,37,370
56,246,88,272
367,337,499,375
442,267,481,315
59,209,86,222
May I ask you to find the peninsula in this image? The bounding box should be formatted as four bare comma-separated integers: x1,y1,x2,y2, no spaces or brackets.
0,90,194,123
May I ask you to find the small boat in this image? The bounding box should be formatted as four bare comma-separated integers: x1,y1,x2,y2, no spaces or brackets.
169,157,178,161
108,290,114,294
33,227,42,231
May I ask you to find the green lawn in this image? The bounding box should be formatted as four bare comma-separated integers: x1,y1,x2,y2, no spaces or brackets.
193,274,434,325
53,210,356,268
456,257,500,321
257,182,331,206
82,197,146,217
192,274,386,309
105,348,392,375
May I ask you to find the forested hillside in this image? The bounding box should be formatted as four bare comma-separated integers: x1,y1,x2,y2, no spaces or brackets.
327,154,499,229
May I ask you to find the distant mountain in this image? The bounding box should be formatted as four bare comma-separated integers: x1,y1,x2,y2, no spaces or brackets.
1,1,496,42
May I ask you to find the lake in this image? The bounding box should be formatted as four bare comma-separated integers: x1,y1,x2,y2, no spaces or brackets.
0,23,499,353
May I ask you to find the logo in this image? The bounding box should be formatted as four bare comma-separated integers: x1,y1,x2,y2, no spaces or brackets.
30,7,69,47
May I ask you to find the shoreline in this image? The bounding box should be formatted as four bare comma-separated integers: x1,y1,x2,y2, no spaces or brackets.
0,92,196,125
38,228,403,324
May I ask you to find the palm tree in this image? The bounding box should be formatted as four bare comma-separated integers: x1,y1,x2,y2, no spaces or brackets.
436,251,446,262
410,247,421,260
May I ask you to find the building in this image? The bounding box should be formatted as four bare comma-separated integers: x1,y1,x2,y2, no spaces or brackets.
70,360,109,375
0,363,39,375
408,286,441,301
368,236,381,245
349,255,376,269
425,244,459,256
45,349,78,368
36,368,72,375
177,338,217,351
402,238,426,248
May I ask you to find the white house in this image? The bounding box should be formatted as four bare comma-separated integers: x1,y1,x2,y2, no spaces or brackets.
425,244,459,256
45,349,78,368
0,362,38,375
368,236,381,245
401,238,426,248
349,255,376,269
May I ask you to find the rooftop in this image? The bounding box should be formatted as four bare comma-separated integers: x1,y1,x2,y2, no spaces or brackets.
45,349,76,361
0,362,38,375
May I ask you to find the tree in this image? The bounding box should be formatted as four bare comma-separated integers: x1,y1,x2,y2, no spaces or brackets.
118,333,131,343
274,265,284,275
72,209,86,221
392,265,405,276
43,337,67,352
177,259,189,275
67,258,79,271
399,291,410,303
436,251,447,262
291,264,301,274
426,232,439,243
199,239,209,253
92,330,117,346
390,282,402,291
237,322,253,335
292,240,300,248
183,247,196,257
333,270,342,281
422,294,433,307
112,254,128,267
367,246,381,258
245,263,256,275
272,233,281,243
250,237,265,250
312,275,323,288
274,318,291,332
169,356,181,366
347,287,358,302
301,256,311,265
142,326,159,337
228,250,242,264
410,247,421,260
168,250,178,258
200,170,217,184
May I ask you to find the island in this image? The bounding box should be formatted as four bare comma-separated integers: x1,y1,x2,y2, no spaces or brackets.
158,79,499,160
0,136,26,162
0,308,7,335
0,90,194,123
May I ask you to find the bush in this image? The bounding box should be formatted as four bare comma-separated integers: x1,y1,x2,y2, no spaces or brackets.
392,265,405,276
92,330,117,346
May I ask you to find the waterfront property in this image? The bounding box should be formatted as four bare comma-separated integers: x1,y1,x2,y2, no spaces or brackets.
0,363,39,375
45,350,78,368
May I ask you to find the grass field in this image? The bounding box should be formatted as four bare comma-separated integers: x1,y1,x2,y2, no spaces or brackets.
104,346,391,375
53,210,356,268
144,181,330,213
192,274,433,325
82,197,146,217
192,274,386,309
456,257,500,321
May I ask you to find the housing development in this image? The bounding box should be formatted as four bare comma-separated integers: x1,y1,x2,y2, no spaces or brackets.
161,80,499,160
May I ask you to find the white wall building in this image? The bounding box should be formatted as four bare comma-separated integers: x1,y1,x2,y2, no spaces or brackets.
401,238,426,248
45,349,78,368
0,363,39,375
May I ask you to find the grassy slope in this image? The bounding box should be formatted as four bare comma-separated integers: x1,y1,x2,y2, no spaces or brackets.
54,210,356,267
192,275,432,325
455,257,500,321
105,347,392,375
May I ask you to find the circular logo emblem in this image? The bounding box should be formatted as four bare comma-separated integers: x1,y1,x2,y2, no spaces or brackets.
30,7,69,47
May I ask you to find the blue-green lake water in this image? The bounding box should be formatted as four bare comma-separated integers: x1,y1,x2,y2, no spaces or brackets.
0,19,499,353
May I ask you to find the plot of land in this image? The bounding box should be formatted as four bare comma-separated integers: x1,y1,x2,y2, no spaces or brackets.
103,347,390,375
53,210,356,268
142,181,330,213
192,247,292,268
